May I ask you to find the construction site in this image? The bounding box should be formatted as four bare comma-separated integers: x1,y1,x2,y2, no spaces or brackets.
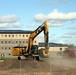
0,0,76,75
0,51,76,75
0,21,76,75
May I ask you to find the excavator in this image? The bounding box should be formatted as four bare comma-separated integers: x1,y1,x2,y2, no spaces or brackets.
12,21,49,60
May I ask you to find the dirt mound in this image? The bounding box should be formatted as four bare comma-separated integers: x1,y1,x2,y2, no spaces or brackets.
0,59,50,73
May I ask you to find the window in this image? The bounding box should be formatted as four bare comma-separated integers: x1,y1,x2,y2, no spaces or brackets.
5,41,7,43
9,35,11,37
12,41,14,44
1,47,3,49
9,47,11,49
12,35,14,37
5,35,7,37
19,41,21,43
23,35,25,37
26,35,28,37
9,53,11,55
23,41,25,43
34,41,36,43
5,47,7,49
1,41,3,43
19,34,21,37
16,41,18,43
26,40,28,43
60,48,62,51
9,41,11,43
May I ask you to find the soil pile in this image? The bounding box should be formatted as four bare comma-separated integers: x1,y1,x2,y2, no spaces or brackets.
0,59,51,75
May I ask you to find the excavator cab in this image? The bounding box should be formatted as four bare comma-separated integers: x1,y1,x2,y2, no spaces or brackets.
31,45,38,54
31,45,39,60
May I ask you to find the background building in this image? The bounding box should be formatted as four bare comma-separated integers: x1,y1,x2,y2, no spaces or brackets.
0,30,38,57
39,43,68,58
39,43,68,52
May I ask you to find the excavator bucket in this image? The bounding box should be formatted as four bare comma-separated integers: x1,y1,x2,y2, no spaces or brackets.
38,48,49,58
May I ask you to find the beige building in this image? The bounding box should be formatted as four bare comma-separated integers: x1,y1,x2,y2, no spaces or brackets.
39,43,68,52
0,30,38,57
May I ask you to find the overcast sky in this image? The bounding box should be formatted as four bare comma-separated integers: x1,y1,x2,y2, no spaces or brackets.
0,0,76,45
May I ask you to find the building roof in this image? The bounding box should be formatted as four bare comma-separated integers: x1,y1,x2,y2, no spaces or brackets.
39,42,67,47
0,30,32,34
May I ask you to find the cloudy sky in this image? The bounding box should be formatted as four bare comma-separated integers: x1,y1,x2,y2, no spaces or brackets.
0,0,76,45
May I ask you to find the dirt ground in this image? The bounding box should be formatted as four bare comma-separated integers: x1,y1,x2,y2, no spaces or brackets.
0,52,76,75
51,65,76,75
0,59,51,75
50,51,76,75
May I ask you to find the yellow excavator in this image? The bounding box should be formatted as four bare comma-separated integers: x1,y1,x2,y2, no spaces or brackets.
12,21,49,60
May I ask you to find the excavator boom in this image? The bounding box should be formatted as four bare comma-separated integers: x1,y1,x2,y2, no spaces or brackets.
28,21,49,53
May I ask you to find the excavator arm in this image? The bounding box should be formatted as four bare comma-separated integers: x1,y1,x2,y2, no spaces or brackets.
27,21,49,54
